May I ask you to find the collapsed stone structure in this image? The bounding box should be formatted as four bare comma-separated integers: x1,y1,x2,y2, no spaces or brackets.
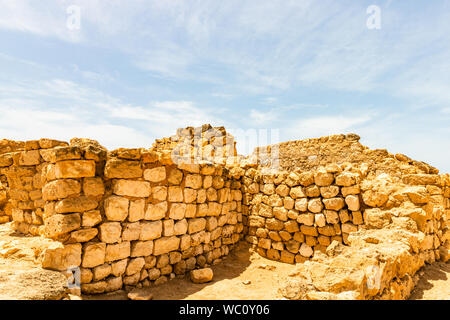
0,126,448,299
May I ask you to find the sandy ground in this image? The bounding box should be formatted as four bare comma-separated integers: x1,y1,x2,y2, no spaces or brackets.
0,223,67,300
409,261,450,300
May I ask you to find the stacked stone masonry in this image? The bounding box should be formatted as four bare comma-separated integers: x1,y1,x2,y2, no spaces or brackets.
0,126,449,298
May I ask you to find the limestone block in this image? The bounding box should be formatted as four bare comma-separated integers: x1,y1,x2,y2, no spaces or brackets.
314,171,334,186
345,195,360,211
168,168,183,185
92,264,111,281
299,243,313,258
99,222,122,243
290,186,306,199
188,218,206,234
145,202,167,220
174,219,188,235
190,268,213,283
81,281,107,294
82,177,105,196
152,186,167,201
128,199,145,222
308,198,323,213
341,186,361,197
55,196,98,214
323,197,345,211
42,243,82,271
54,160,96,179
104,196,129,221
143,167,166,182
131,241,154,257
105,242,131,262
300,225,318,237
153,236,180,255
19,150,41,166
169,203,186,220
163,219,174,236
113,180,151,198
45,213,81,238
168,186,183,202
82,242,106,268
82,210,102,227
298,172,314,186
42,179,81,201
104,159,142,179
122,222,142,241
40,146,81,163
126,257,145,276
68,228,98,242
111,259,128,277
140,221,162,240
335,173,357,186
184,188,197,203
320,186,340,199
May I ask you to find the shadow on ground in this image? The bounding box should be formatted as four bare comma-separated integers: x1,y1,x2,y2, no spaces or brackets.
409,261,450,300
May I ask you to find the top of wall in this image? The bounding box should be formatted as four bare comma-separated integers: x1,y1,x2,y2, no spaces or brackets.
251,133,440,177
1,125,443,178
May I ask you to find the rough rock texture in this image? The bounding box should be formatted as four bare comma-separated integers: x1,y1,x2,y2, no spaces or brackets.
0,126,448,300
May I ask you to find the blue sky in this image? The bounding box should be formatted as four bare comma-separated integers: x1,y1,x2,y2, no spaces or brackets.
0,0,449,172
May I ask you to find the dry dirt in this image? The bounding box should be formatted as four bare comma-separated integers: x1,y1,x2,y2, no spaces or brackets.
0,222,67,300
409,261,450,300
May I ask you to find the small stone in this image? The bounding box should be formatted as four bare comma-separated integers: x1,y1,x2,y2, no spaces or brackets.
190,268,214,284
128,288,153,300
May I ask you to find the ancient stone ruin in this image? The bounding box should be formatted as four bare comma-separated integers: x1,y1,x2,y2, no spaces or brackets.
0,124,448,300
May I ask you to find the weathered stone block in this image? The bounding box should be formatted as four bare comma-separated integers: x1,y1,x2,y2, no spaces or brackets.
153,236,180,255
131,241,154,257
128,199,145,222
104,196,129,221
45,213,81,238
113,180,151,198
145,201,167,220
54,160,96,179
55,196,98,214
169,203,186,220
42,179,81,201
144,167,166,182
190,268,213,283
42,243,82,271
82,210,102,227
99,222,122,243
140,221,162,240
188,218,206,234
83,177,105,196
105,242,131,262
104,159,142,179
82,242,106,268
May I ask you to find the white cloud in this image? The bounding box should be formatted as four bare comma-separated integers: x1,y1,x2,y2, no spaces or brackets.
0,77,224,149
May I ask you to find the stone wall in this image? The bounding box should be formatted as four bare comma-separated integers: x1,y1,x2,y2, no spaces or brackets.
0,137,244,294
0,128,448,299
242,166,363,263
242,165,449,265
